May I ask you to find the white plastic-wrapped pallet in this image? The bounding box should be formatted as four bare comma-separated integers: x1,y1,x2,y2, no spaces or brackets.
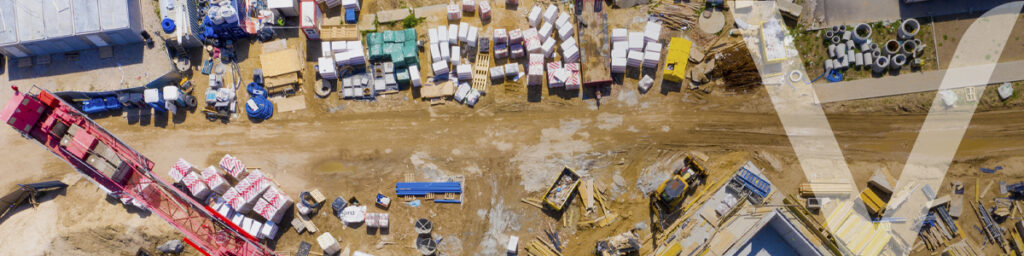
342,0,360,10
449,24,460,45
430,44,441,62
638,75,654,91
612,48,627,59
409,66,422,87
612,41,627,53
626,50,643,68
563,45,579,62
543,4,557,22
440,42,451,63
451,45,461,65
429,28,439,44
504,63,519,77
321,42,333,57
526,39,541,54
318,233,342,255
462,0,475,12
454,82,471,102
628,32,644,52
182,172,211,200
538,23,553,42
332,41,347,53
646,42,662,54
202,166,230,195
479,1,491,20
318,57,338,79
561,37,577,49
259,221,278,239
467,27,479,48
490,66,505,81
447,4,461,21
459,22,470,43
643,51,660,68
509,29,523,44
438,25,449,43
334,52,349,66
611,58,627,73
541,37,556,58
465,89,481,107
528,6,542,27
457,64,473,81
433,61,450,75
611,28,627,43
555,12,570,29
644,21,661,42
557,25,573,41
494,29,508,44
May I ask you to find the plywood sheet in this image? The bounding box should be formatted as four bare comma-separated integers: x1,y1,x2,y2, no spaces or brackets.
261,49,302,77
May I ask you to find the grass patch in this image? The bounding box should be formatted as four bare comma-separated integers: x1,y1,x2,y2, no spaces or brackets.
401,12,426,28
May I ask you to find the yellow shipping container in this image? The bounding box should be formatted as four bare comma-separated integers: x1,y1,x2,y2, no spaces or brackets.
663,37,693,83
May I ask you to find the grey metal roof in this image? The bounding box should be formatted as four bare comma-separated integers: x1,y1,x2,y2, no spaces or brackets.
14,0,45,42
72,0,101,34
0,0,19,45
44,0,75,38
99,0,130,30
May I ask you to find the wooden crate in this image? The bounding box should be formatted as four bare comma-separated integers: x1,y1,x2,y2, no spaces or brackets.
472,53,491,93
320,25,360,41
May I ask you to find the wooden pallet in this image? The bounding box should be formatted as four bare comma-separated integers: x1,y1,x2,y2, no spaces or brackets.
320,25,360,41
472,53,491,93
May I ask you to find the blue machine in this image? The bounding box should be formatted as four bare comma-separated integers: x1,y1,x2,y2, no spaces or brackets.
200,0,250,41
736,166,771,198
345,9,358,24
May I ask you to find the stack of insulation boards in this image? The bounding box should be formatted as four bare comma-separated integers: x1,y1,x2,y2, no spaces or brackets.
366,29,419,88
330,41,366,67
527,54,544,86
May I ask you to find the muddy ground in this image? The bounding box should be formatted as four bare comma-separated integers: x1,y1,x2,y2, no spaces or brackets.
1,0,1024,256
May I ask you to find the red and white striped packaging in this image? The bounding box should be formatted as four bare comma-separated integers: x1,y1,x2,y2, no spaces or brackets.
262,186,294,210
564,63,580,72
182,172,211,199
169,159,193,182
565,71,581,90
203,172,230,195
219,154,246,178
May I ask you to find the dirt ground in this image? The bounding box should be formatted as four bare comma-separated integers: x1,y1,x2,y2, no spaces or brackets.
1,1,1024,256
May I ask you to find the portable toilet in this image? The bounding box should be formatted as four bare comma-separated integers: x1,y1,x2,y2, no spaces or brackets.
300,0,323,40
143,88,167,112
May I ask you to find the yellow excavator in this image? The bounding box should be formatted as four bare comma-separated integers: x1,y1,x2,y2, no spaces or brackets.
651,154,708,230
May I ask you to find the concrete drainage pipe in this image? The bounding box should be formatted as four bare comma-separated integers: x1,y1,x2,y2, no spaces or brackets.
899,19,920,40
831,36,842,44
863,53,873,70
852,23,872,45
872,49,882,58
860,39,873,52
884,40,901,55
902,40,917,55
828,44,837,58
913,39,925,55
891,54,907,72
873,55,890,73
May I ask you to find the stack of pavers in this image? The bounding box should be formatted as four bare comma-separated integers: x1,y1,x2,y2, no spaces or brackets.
167,154,294,240
366,29,419,94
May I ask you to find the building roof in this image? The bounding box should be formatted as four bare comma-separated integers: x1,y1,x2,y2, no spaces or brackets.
0,0,19,45
14,0,44,42
73,0,102,34
99,0,131,30
0,0,134,47
44,0,75,39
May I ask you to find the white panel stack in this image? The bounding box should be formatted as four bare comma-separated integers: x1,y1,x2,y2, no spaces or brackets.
219,154,246,179
201,166,231,195
433,61,450,75
538,23,553,42
449,24,460,45
541,37,556,58
259,221,278,239
628,32,644,52
463,0,475,12
611,58,626,73
644,21,661,42
490,66,505,81
543,4,558,22
467,27,479,48
547,61,563,88
565,63,581,90
494,29,508,45
332,41,347,53
451,46,461,65
557,25,573,41
429,28,439,44
627,50,643,68
555,12,570,29
318,233,341,255
643,51,660,68
528,54,545,86
528,6,542,27
645,42,662,54
409,66,422,87
321,42,333,57
612,29,627,42
458,22,470,43
454,83,471,102
457,64,472,80
342,0,360,10
563,45,579,63
440,42,451,63
430,44,442,62
561,37,577,50
438,25,449,44
447,4,461,21
254,198,285,223
318,57,338,79
479,1,492,20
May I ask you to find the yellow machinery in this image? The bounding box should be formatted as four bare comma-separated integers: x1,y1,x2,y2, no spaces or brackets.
652,154,708,230
662,37,693,83
859,188,887,217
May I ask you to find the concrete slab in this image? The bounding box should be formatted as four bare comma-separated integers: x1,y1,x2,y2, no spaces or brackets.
357,14,377,31
821,0,1014,27
376,8,412,24
273,95,307,113
813,60,1024,103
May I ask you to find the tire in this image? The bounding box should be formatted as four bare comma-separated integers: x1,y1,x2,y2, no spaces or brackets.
185,95,198,108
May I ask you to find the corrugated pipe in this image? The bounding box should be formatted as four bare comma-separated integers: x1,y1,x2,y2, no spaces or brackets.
899,19,920,40
884,40,901,55
873,55,890,73
852,23,872,45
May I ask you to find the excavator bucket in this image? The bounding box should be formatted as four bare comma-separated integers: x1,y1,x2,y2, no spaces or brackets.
0,181,68,221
